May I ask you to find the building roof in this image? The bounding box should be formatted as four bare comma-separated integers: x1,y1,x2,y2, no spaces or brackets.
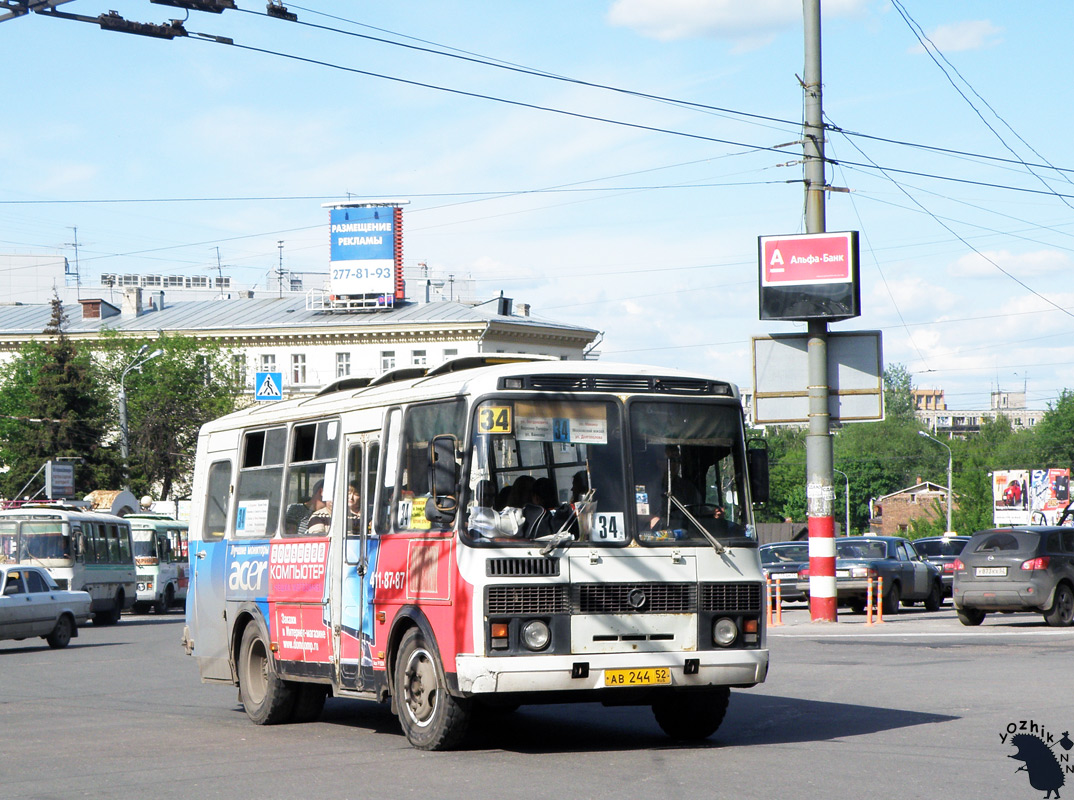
875,481,953,502
0,296,599,341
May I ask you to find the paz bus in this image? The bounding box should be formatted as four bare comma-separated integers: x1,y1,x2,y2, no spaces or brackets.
127,514,189,614
0,505,136,625
182,356,770,750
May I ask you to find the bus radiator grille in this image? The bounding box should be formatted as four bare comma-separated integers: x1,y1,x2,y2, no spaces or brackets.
486,584,571,615
700,582,763,613
486,557,561,577
573,582,696,614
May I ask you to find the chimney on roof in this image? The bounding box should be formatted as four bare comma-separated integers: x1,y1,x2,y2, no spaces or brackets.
78,298,119,320
517,302,530,317
497,296,513,316
148,290,164,311
122,287,143,317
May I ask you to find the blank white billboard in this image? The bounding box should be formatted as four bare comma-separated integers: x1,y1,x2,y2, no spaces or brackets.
752,331,884,424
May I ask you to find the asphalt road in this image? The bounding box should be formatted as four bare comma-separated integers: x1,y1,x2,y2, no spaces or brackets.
2,603,1071,800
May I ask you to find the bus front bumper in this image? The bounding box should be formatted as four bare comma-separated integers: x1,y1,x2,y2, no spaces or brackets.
455,649,768,695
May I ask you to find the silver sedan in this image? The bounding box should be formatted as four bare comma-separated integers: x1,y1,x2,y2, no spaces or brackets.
0,564,92,648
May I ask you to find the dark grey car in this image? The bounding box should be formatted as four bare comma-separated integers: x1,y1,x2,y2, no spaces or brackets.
796,536,944,615
952,528,1074,627
759,542,809,602
913,535,970,597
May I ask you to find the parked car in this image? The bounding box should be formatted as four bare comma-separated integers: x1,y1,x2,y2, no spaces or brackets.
0,564,92,649
912,535,971,597
952,527,1074,627
797,536,944,614
759,542,809,602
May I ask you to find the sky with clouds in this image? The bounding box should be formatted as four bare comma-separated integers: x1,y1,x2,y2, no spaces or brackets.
3,0,1072,412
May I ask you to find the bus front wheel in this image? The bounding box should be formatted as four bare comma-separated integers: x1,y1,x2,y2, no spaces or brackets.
238,624,296,725
652,687,730,741
393,627,471,750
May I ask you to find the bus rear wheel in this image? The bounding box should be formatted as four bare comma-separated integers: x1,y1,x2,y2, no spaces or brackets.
393,628,471,750
155,584,174,614
238,624,296,725
93,592,123,625
652,687,730,741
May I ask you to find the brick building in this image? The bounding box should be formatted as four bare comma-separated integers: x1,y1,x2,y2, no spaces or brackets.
869,480,957,536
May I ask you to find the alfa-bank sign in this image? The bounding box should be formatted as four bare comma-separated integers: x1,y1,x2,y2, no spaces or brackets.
758,231,860,321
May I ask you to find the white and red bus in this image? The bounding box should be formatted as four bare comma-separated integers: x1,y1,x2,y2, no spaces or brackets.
182,356,770,749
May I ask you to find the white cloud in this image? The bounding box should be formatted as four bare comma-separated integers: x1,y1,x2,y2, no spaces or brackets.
950,249,1071,279
606,0,865,43
911,20,1002,54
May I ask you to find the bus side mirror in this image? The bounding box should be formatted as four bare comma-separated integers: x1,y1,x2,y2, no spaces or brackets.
429,434,459,520
747,439,769,504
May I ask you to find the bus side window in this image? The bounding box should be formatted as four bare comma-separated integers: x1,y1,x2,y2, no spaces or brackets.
376,410,402,535
235,427,286,538
85,523,99,564
119,526,132,564
71,526,83,562
395,400,465,533
365,442,379,535
346,444,363,541
282,419,339,537
107,525,121,563
204,459,232,542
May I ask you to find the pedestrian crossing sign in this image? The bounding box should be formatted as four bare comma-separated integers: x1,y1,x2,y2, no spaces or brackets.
255,371,283,401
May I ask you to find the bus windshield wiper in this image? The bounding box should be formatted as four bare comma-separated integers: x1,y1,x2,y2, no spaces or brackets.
665,492,726,555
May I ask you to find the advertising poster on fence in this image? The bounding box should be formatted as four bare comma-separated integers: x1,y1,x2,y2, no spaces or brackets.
993,469,1030,526
1030,468,1071,525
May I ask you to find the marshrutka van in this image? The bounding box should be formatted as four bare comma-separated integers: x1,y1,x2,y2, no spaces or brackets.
127,514,189,614
182,356,770,750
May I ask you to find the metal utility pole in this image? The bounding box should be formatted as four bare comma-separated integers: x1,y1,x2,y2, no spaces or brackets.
919,431,953,533
119,345,163,491
803,0,837,622
277,240,285,298
64,226,81,295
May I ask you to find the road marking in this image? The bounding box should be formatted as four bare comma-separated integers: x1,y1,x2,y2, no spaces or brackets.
770,628,1074,638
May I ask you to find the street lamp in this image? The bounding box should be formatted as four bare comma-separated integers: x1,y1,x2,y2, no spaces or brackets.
119,345,163,490
918,430,953,534
833,468,850,536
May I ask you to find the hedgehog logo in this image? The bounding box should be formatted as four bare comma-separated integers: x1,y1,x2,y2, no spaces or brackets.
1006,729,1073,799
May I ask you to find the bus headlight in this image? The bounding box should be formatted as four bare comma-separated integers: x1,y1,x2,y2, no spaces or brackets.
713,617,738,647
520,620,551,651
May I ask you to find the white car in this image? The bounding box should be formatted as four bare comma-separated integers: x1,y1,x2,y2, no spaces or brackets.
0,564,92,649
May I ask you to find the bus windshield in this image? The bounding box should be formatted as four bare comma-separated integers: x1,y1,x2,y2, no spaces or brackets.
464,398,627,544
462,396,751,547
0,520,71,562
0,521,16,562
131,529,157,560
629,399,750,546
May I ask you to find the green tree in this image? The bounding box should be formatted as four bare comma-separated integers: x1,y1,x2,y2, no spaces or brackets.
753,425,807,523
101,333,243,500
1030,390,1074,469
883,363,915,420
0,296,117,498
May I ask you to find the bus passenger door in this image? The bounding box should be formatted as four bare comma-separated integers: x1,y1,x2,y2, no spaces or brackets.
339,436,379,692
189,459,233,682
